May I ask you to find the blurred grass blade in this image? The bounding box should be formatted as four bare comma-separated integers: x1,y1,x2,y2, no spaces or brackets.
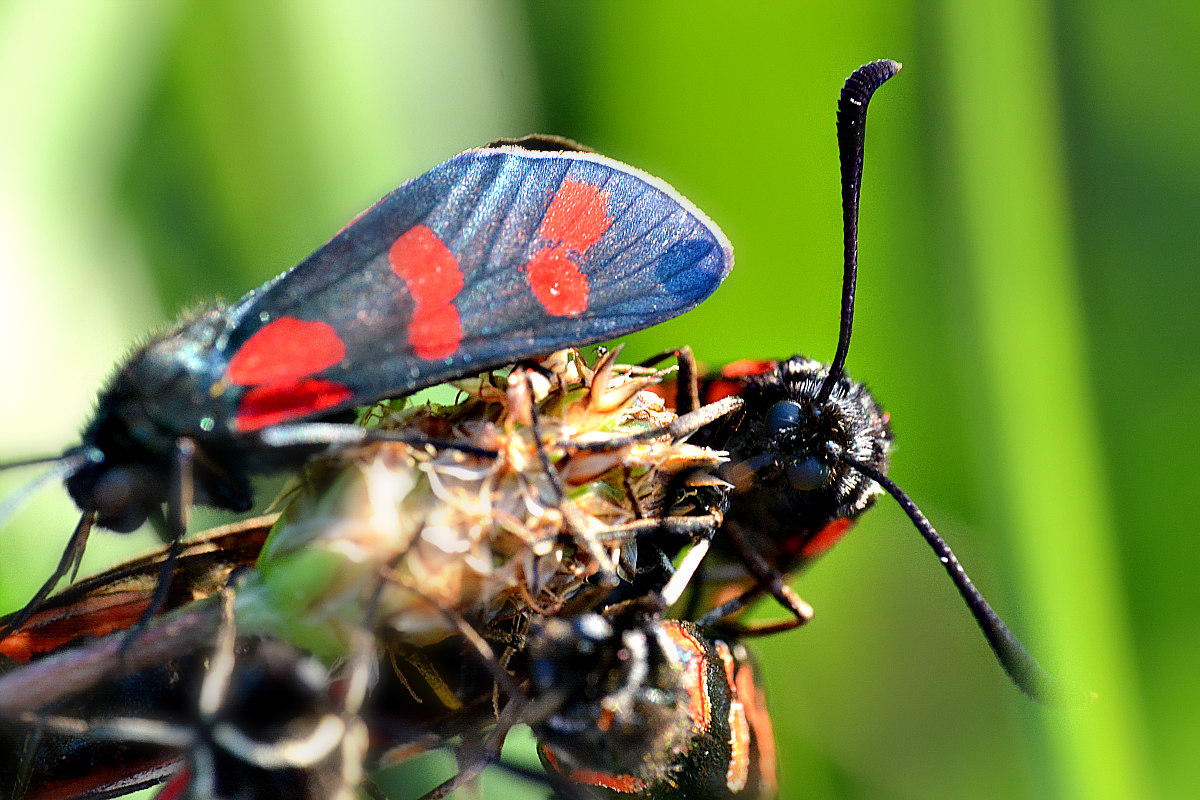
936,1,1151,797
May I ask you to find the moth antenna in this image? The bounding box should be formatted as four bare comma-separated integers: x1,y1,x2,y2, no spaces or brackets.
0,447,101,530
0,453,74,471
817,59,902,406
834,446,1056,702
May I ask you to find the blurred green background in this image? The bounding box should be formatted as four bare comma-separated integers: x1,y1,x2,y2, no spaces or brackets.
0,1,1193,798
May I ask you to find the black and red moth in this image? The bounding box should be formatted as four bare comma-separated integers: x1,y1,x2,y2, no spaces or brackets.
531,614,776,800
3,141,731,617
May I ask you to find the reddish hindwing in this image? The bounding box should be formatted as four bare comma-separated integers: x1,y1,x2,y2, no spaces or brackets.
9,758,181,800
669,628,774,800
540,749,648,796
648,357,776,411
715,641,752,793
0,591,152,664
665,622,715,735
797,516,854,562
153,769,191,800
0,521,273,663
0,660,192,800
0,523,274,800
235,379,356,433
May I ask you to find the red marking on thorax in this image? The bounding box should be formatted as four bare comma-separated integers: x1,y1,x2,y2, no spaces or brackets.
703,378,744,404
720,360,777,379
524,179,611,316
227,318,346,387
389,225,464,359
798,517,854,561
665,622,712,732
235,378,354,432
702,361,777,404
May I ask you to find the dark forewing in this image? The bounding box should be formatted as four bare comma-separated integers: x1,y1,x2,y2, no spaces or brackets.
217,146,732,432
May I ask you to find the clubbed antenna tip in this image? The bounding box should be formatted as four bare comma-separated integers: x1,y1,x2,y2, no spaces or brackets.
817,59,902,406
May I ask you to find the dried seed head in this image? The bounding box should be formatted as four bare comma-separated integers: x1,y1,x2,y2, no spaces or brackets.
249,350,727,660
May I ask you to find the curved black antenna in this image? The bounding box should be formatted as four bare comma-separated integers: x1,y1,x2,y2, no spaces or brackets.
833,446,1056,702
0,447,100,531
816,59,902,407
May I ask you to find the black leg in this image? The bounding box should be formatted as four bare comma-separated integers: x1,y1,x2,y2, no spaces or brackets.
698,519,814,637
635,345,700,415
0,511,95,639
118,438,197,664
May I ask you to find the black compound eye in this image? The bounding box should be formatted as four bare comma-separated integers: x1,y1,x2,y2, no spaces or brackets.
787,457,831,492
766,400,803,434
91,468,150,532
91,469,135,518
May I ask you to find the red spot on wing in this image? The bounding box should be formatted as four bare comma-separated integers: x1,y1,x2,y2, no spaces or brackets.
799,517,854,561
409,303,462,360
389,225,464,306
389,225,465,359
227,318,346,387
524,178,612,316
235,379,354,432
564,768,646,793
717,639,737,688
540,179,610,251
526,247,589,316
